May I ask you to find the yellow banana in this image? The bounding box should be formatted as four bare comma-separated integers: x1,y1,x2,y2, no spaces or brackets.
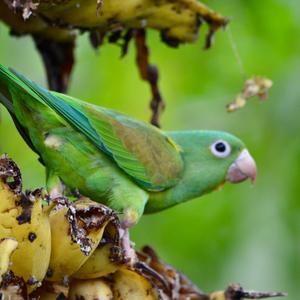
210,291,226,300
36,0,227,43
69,279,113,300
0,238,18,283
112,268,162,300
1,0,227,45
29,282,68,299
73,243,121,279
0,156,52,294
46,198,119,282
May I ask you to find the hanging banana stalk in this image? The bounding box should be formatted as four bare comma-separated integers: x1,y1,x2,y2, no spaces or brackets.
0,0,228,126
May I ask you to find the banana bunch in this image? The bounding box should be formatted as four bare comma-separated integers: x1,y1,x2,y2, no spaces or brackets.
0,156,286,300
0,155,52,293
1,0,227,44
0,155,124,298
0,155,168,299
1,0,228,124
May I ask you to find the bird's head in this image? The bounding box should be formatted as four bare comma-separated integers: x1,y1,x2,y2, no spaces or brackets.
168,130,257,196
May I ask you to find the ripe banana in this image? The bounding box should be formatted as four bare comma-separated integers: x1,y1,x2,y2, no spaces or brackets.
0,238,18,283
112,267,163,300
0,156,52,294
46,198,120,282
73,243,121,279
69,278,113,300
71,268,163,300
1,0,227,45
36,0,227,43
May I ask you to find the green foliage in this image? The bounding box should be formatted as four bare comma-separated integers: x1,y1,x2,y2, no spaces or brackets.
0,1,299,299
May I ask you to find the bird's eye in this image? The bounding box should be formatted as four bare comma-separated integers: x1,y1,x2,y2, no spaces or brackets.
210,140,231,158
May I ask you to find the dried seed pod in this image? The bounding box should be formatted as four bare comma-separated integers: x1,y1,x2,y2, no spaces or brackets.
227,77,273,112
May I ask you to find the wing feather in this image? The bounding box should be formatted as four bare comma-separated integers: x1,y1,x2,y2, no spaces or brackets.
10,69,184,190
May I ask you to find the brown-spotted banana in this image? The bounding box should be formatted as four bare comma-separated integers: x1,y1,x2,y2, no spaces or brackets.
0,156,52,294
36,0,226,42
46,198,119,282
29,281,69,300
1,0,227,46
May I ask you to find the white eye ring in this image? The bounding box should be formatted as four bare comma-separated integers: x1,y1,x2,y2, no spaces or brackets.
210,140,231,158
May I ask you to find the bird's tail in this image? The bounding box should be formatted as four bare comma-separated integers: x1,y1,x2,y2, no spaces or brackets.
0,63,41,113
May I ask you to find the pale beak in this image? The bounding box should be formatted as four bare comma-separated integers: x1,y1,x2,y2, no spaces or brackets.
226,149,257,183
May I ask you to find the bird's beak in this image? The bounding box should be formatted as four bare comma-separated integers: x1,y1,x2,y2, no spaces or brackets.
226,149,257,183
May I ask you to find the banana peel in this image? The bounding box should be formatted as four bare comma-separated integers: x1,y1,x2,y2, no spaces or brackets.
73,243,121,279
0,155,52,293
1,0,228,45
46,198,121,282
0,238,18,283
36,0,228,45
112,267,164,300
69,278,113,300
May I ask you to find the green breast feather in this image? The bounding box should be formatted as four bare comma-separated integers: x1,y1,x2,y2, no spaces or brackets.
10,68,184,191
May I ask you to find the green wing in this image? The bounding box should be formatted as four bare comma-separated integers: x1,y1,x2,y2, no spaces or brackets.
10,68,184,191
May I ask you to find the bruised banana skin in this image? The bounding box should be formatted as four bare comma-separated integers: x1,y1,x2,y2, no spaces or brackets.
69,279,113,300
47,199,118,282
0,160,52,294
37,0,227,42
73,244,120,279
1,0,227,44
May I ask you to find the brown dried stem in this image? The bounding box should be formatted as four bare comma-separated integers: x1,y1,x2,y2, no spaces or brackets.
135,29,164,127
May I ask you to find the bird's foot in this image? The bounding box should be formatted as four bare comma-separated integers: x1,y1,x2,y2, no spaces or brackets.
118,226,137,266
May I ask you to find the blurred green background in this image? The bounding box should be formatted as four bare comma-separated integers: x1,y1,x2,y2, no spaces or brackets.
0,0,299,298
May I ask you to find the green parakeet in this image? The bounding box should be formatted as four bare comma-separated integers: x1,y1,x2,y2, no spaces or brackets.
0,64,256,228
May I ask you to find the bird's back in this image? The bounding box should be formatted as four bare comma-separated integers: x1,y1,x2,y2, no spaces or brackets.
0,64,184,192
